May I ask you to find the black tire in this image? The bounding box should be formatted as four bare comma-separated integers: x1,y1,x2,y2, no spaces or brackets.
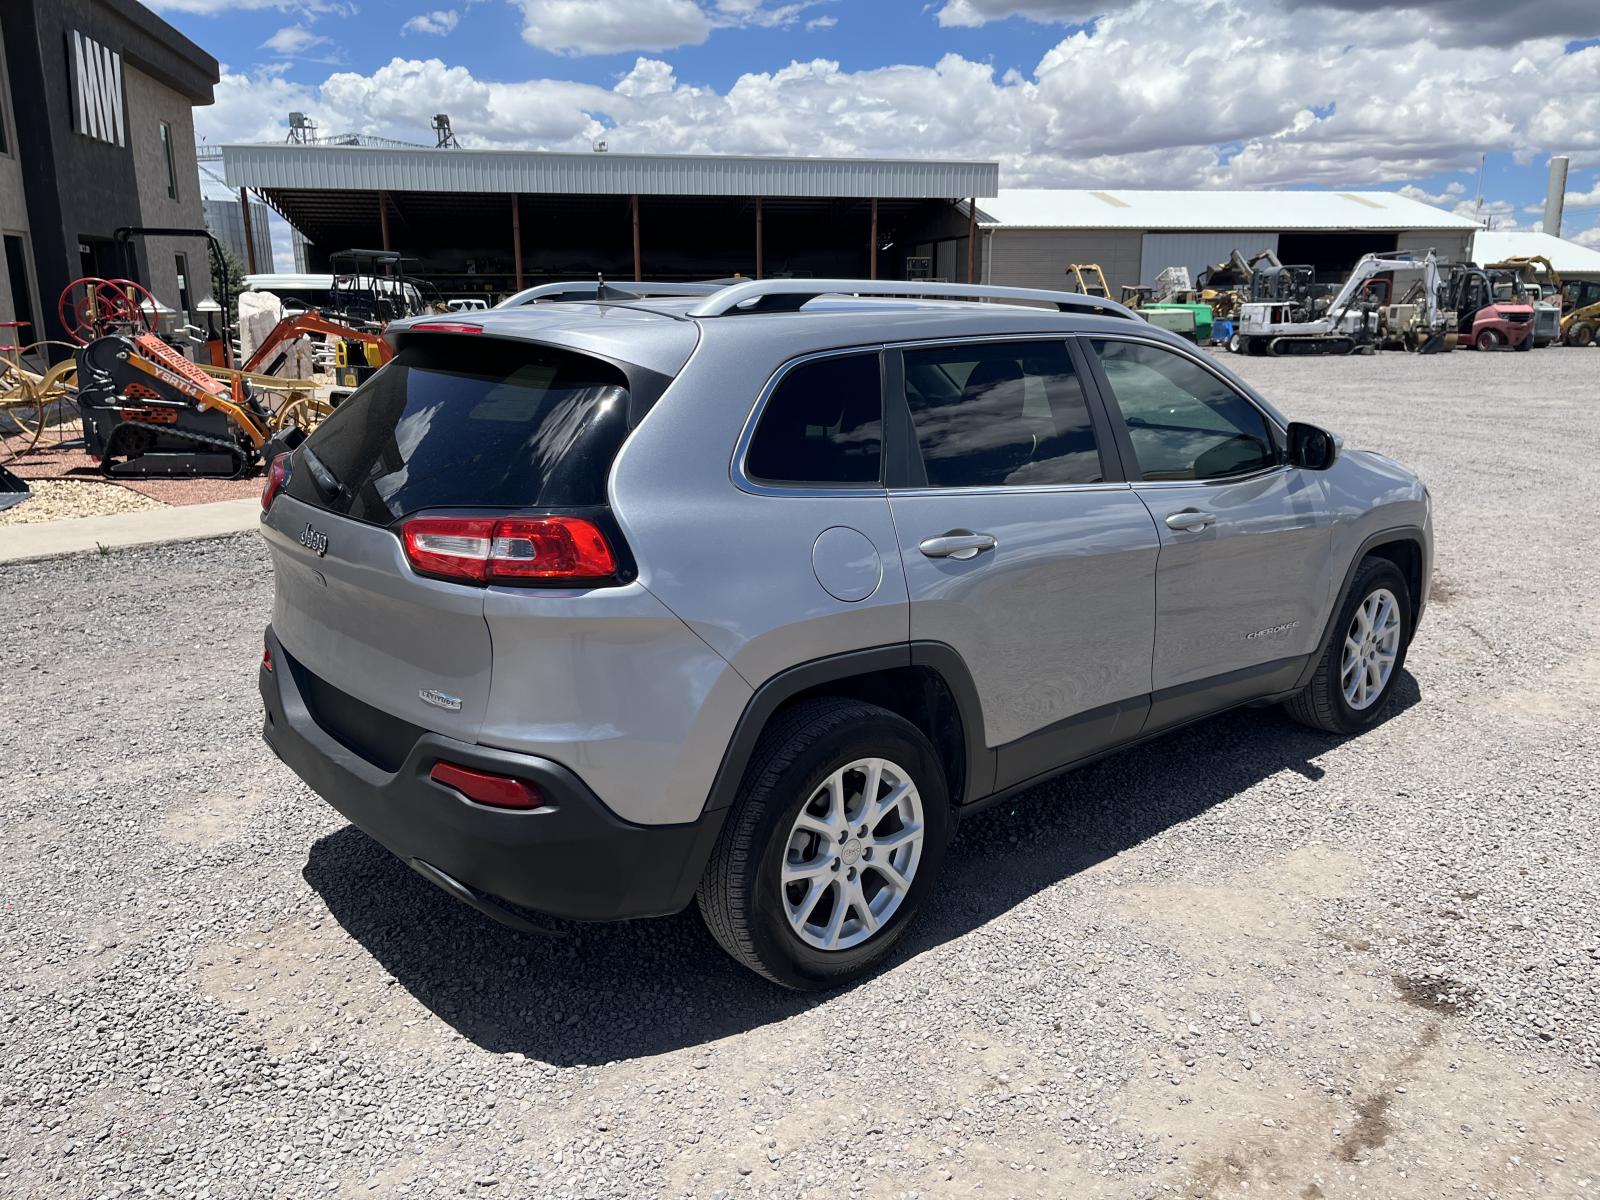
1475,328,1503,351
1571,324,1595,348
697,698,950,990
1283,557,1412,735
1513,334,1533,352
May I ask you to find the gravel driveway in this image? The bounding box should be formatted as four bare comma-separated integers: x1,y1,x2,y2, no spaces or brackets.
2,347,1596,1199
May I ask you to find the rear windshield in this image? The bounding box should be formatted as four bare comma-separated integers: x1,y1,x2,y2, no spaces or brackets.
286,337,630,525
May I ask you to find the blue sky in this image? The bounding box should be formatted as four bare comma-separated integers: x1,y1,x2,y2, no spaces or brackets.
149,0,1600,265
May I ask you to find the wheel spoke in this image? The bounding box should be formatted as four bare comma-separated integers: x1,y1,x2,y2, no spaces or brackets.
824,769,847,828
792,811,835,839
782,856,833,884
853,881,879,933
788,877,827,926
872,822,922,853
821,883,849,947
858,760,884,823
868,780,911,829
869,859,911,894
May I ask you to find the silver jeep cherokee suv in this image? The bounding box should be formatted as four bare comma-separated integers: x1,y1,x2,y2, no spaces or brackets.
259,278,1431,989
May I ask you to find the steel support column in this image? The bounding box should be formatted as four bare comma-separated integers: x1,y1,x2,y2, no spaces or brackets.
378,190,392,252
238,189,258,275
755,196,764,279
870,197,879,280
967,197,977,284
511,195,523,291
631,194,641,282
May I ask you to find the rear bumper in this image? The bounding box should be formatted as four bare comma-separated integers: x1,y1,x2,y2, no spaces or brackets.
260,627,724,923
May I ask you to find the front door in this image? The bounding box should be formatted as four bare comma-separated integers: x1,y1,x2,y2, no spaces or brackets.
886,338,1161,791
1085,337,1334,708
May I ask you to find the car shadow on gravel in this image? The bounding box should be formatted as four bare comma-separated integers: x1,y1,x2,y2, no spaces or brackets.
303,672,1419,1067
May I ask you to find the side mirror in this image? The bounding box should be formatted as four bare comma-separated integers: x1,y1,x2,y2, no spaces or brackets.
1286,422,1338,471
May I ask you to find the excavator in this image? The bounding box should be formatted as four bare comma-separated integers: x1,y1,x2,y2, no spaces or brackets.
1232,250,1448,356
63,277,306,477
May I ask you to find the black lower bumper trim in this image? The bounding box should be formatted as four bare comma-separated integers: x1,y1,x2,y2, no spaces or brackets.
260,627,725,924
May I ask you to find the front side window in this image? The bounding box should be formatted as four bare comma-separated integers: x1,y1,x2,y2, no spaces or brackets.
160,122,177,199
1092,339,1276,482
745,353,882,486
900,339,1102,488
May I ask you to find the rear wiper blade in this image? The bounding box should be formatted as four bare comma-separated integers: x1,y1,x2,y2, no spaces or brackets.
300,446,345,502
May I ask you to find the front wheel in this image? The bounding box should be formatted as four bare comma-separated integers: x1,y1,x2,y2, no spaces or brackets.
1283,557,1412,734
1228,333,1243,354
697,698,950,989
1570,324,1595,348
1475,328,1504,351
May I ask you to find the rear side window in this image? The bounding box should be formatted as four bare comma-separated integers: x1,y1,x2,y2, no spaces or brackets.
288,338,630,524
744,353,883,486
901,339,1102,487
1091,339,1276,482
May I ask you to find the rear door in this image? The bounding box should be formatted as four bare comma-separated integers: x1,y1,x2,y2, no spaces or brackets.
263,335,637,743
885,337,1160,791
1083,336,1334,698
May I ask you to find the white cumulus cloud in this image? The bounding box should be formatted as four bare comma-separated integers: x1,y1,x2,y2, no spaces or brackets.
261,25,329,55
196,1,1600,197
402,9,461,35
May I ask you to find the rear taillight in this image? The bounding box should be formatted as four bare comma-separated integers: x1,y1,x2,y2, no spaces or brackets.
262,642,273,672
261,453,292,511
401,515,617,584
430,761,544,810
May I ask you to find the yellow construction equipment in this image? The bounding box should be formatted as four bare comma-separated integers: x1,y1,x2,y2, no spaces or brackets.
1065,264,1110,298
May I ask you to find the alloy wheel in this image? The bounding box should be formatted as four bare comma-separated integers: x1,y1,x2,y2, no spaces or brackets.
780,757,925,951
1342,587,1402,710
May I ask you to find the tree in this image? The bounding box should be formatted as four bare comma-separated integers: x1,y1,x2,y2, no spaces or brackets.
209,244,245,327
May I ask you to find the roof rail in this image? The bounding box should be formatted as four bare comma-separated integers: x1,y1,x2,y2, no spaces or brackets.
683,278,1141,320
497,280,729,308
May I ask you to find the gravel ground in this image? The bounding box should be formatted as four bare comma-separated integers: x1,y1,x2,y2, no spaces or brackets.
8,448,262,506
0,479,163,526
1,346,1596,1199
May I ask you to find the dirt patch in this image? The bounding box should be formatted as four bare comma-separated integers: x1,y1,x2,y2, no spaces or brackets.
1393,973,1479,1014
1426,573,1460,605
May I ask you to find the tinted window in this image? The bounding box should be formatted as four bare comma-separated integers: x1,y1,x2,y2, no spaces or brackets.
287,338,630,525
745,354,882,485
1092,340,1276,481
901,340,1101,487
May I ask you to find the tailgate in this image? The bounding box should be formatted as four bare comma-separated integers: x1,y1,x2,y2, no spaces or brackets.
262,493,493,744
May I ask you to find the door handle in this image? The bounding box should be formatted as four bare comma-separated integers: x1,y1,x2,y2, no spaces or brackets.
1164,509,1217,531
919,530,997,560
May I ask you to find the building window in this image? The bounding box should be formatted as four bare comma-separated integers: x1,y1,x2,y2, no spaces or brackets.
174,253,191,325
160,121,178,199
4,235,39,346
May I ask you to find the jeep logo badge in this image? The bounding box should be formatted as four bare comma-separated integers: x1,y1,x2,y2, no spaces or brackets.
298,523,328,557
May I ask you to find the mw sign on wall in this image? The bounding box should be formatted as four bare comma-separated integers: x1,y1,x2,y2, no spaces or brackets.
69,31,126,148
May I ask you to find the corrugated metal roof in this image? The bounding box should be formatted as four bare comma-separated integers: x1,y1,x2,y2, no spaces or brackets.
980,189,1480,232
220,144,998,199
1472,230,1600,274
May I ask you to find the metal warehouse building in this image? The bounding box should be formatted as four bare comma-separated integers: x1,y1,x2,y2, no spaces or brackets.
219,143,997,300
977,189,1481,295
1471,230,1600,283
